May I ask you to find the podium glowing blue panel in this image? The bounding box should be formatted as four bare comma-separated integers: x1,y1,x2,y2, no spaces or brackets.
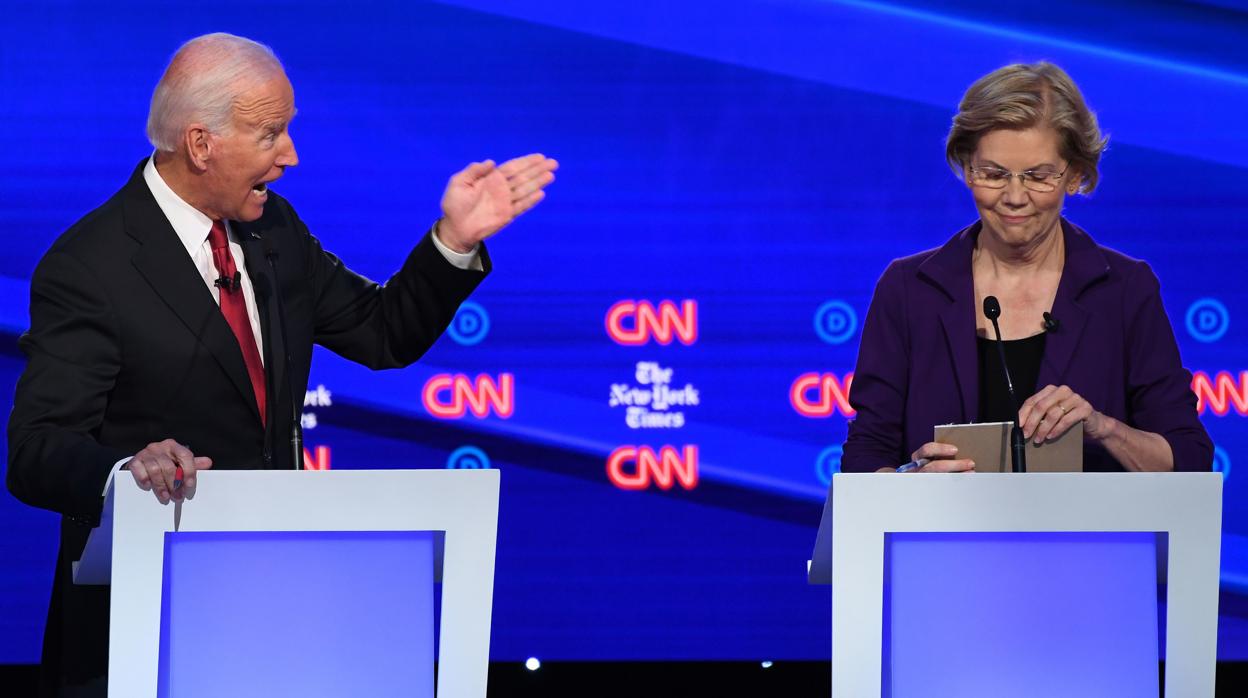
884,532,1159,698
157,531,435,698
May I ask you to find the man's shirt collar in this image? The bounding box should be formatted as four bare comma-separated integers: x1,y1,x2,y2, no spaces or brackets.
142,155,221,255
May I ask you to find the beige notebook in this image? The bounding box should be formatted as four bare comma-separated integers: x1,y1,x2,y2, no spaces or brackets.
933,421,1083,473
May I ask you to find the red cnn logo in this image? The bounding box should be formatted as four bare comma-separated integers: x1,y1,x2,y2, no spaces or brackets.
423,373,515,419
606,445,699,490
791,372,856,417
302,445,331,470
605,300,698,346
1192,370,1248,416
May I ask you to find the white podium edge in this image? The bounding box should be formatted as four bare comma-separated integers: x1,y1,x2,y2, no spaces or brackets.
100,469,499,698
808,472,1222,697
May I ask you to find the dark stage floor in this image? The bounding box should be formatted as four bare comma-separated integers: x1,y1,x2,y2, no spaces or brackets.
2,661,1246,696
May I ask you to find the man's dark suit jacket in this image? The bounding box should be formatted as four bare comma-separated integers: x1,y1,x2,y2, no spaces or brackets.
6,159,488,695
841,219,1212,473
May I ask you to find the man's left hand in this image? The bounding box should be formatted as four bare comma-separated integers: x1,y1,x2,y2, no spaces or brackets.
437,153,558,253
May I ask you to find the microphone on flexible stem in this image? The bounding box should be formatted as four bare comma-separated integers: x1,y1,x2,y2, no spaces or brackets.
983,296,1026,473
246,233,274,467
262,237,304,471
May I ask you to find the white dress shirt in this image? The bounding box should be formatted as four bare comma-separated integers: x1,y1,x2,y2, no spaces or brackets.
142,158,268,359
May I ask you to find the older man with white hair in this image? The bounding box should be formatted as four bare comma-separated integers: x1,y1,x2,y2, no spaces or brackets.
6,32,557,696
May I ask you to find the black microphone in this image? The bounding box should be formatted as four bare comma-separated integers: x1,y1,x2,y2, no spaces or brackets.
983,296,1027,473
214,271,242,292
1043,312,1060,332
249,271,274,468
262,237,304,471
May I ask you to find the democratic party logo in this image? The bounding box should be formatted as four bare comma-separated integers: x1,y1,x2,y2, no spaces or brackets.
815,445,842,486
606,445,699,491
606,300,698,346
1212,446,1231,481
814,300,858,345
790,372,856,418
447,301,490,346
423,373,515,419
447,445,492,470
1185,298,1229,343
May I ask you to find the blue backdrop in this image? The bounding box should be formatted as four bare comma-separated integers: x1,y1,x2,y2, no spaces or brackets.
2,0,1246,663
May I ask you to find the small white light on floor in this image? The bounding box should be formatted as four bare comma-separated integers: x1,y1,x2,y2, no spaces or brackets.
525,657,541,671
761,661,774,669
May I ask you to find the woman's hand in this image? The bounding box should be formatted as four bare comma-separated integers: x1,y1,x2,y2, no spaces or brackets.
1019,384,1111,444
900,442,976,473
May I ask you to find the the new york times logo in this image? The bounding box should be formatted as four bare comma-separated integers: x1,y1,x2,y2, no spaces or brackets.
609,361,699,429
301,384,333,429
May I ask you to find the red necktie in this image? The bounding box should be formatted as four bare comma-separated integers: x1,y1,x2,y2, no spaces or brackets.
208,220,267,425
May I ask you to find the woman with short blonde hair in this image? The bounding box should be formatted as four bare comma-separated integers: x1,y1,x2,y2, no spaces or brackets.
840,62,1211,475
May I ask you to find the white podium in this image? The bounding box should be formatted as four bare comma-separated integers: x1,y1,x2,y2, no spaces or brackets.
809,472,1223,697
75,469,500,698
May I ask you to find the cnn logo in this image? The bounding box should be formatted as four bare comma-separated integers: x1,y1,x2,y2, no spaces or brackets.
605,300,698,346
423,373,514,419
302,445,331,470
606,445,698,490
1191,370,1248,416
790,372,855,418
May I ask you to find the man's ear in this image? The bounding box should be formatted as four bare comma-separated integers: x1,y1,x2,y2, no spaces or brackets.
184,124,213,173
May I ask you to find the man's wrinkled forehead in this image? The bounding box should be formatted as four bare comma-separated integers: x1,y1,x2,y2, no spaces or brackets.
228,74,296,126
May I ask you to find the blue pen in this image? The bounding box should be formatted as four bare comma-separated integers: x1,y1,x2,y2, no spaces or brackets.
896,457,929,473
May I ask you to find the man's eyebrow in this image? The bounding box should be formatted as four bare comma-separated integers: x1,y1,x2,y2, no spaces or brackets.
259,110,297,132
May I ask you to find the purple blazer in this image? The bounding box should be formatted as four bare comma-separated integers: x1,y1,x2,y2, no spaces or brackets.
841,219,1213,473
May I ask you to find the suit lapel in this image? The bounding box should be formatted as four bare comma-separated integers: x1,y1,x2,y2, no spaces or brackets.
1038,220,1109,388
121,161,264,425
920,223,979,423
918,220,1109,420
